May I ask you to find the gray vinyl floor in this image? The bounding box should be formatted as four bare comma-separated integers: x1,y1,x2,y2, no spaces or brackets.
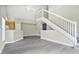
2,36,79,54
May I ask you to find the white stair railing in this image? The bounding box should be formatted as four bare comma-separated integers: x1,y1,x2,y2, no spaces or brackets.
41,9,77,46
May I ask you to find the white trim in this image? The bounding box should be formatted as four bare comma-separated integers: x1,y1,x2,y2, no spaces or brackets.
23,34,40,37
5,37,23,44
41,37,74,47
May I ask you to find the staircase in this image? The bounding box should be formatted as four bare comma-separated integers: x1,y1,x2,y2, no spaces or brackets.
39,9,77,47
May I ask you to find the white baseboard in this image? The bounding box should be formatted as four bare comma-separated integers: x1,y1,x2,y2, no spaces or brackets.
5,38,23,44
23,34,40,37
41,37,74,47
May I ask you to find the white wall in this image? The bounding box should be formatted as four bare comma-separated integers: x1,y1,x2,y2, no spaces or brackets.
48,5,79,37
0,15,2,51
0,6,6,53
6,5,47,36
6,5,46,21
21,23,37,36
0,6,7,17
0,5,6,42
